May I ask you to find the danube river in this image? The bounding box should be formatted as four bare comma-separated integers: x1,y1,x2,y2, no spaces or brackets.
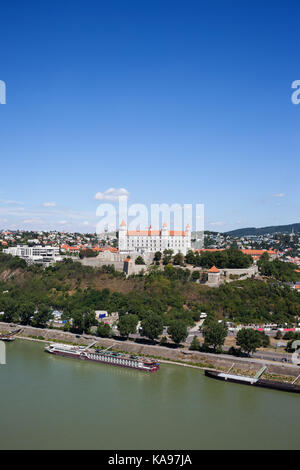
1,339,300,450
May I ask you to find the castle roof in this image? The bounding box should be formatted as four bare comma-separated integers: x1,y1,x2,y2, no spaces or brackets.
208,265,220,273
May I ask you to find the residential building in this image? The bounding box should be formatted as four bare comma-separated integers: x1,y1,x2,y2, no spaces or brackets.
3,245,61,264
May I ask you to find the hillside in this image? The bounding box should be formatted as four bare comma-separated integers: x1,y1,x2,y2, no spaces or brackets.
225,223,300,237
0,253,300,327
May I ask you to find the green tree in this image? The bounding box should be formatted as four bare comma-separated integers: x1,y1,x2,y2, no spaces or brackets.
191,271,200,282
236,328,262,355
83,309,97,333
97,322,112,337
190,335,200,351
31,304,52,328
168,320,188,346
185,250,196,265
135,256,145,265
79,248,98,259
19,302,35,325
141,311,164,341
71,309,85,333
259,331,270,347
202,320,228,351
154,251,162,262
275,330,282,340
163,249,173,265
1,298,19,323
118,314,138,338
173,252,184,266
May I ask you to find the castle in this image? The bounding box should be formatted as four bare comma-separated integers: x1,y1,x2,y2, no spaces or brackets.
118,220,191,255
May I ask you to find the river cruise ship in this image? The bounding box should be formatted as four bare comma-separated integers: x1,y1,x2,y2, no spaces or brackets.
45,342,160,372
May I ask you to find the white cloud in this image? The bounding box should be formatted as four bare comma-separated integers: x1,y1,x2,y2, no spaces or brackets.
58,220,67,225
42,202,56,207
94,187,129,201
209,221,224,227
272,193,285,198
83,221,89,225
23,218,45,224
0,200,23,205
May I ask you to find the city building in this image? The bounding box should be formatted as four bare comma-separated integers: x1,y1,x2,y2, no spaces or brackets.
118,221,191,255
3,245,61,264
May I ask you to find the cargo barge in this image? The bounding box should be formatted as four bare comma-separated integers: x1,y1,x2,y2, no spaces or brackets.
45,342,160,372
205,369,300,394
0,328,23,342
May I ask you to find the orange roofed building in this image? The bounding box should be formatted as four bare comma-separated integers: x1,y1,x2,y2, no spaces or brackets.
208,265,220,273
62,244,118,254
118,221,191,255
207,265,221,286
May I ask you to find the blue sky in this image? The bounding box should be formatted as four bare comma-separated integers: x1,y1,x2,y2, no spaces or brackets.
0,0,299,232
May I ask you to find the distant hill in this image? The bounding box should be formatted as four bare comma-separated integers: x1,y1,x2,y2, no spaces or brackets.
225,223,300,237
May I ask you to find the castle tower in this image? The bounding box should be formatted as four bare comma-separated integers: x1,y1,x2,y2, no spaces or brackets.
161,222,168,252
207,265,221,287
185,224,191,251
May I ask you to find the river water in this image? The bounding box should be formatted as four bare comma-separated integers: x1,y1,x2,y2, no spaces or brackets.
0,339,299,449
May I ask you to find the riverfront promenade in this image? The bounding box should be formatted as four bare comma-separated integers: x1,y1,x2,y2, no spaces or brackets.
1,321,299,380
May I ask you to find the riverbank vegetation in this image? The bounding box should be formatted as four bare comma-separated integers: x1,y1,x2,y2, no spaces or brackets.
190,322,271,357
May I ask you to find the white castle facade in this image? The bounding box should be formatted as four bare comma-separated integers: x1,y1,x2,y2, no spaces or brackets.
118,221,191,255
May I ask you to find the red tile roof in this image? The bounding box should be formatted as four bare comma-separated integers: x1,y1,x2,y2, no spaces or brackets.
241,249,277,255
208,265,220,273
195,248,277,256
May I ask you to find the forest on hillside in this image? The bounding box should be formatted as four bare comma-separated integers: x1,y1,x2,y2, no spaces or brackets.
0,253,300,331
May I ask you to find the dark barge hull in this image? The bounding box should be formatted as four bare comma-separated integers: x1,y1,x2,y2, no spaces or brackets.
205,370,300,394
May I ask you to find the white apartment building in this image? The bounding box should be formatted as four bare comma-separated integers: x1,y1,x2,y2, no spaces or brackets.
3,245,60,263
118,221,191,255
